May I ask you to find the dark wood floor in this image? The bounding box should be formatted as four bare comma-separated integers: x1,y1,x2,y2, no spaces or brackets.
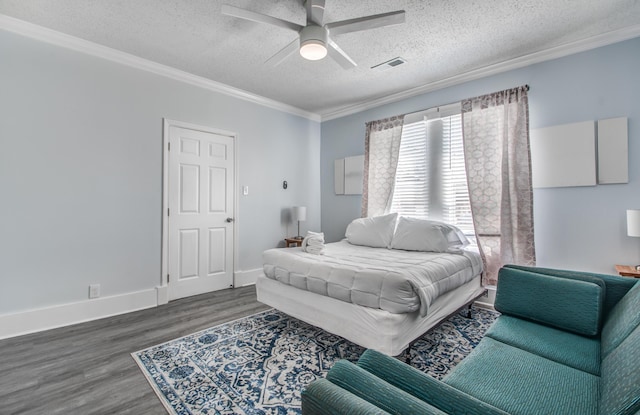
0,286,270,415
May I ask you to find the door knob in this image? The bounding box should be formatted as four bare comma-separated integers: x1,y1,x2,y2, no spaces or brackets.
226,217,234,223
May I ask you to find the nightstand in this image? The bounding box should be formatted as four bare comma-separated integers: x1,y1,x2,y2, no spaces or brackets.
615,265,640,278
285,237,303,247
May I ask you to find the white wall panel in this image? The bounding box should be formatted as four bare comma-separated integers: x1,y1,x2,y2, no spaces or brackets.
598,117,628,184
334,159,345,194
530,121,597,188
344,155,364,195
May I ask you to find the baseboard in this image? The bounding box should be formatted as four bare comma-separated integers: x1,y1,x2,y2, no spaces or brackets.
474,302,496,311
0,288,158,340
234,268,262,287
474,285,497,309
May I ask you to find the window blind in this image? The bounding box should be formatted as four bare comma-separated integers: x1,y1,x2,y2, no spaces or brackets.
390,121,430,218
390,113,474,235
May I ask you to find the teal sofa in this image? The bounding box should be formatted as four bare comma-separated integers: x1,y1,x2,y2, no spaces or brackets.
301,265,640,415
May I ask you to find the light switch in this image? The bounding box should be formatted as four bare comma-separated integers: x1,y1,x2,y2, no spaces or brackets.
243,186,249,195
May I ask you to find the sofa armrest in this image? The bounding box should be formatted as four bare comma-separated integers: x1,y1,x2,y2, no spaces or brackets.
326,360,447,415
357,350,510,415
503,264,637,317
496,266,604,336
302,378,392,415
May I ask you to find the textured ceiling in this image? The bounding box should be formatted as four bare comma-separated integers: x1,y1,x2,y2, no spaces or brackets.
1,0,640,117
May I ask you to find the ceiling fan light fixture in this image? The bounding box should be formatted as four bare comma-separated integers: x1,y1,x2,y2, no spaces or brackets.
299,25,328,61
222,4,405,68
300,40,327,60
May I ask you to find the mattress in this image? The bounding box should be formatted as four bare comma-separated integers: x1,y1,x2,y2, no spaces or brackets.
262,240,483,317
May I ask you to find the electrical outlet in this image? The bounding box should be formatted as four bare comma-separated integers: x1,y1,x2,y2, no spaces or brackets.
89,284,100,299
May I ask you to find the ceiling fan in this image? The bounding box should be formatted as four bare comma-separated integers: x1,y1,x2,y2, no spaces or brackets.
221,1,406,68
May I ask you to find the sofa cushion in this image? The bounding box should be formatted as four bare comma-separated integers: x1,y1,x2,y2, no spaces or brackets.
326,360,447,415
503,265,636,317
485,315,601,375
495,267,604,336
600,323,640,415
601,280,640,358
443,337,599,415
302,378,392,415
356,349,510,415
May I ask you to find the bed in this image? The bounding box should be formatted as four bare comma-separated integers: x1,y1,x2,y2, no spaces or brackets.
257,214,486,356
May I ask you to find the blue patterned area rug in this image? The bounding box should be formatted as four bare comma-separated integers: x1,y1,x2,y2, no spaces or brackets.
132,306,498,415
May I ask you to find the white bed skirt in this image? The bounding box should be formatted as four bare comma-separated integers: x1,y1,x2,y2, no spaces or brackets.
256,274,485,356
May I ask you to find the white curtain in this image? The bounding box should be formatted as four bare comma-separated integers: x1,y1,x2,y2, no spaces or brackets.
361,116,405,217
461,86,535,285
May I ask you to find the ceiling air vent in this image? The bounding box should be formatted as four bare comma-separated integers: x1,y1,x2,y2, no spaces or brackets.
371,57,407,71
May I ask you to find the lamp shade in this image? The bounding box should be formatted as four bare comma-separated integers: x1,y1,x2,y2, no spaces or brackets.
628,209,640,237
292,206,307,222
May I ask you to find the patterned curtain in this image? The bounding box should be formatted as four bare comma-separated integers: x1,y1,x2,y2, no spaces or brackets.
361,116,405,217
461,86,535,285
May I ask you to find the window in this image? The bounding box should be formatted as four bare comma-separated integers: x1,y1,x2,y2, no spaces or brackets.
390,108,474,234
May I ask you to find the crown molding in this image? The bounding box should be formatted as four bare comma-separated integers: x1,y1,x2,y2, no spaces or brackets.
0,14,321,122
3,13,638,124
321,24,640,121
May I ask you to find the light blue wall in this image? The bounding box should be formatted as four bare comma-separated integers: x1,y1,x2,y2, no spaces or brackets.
321,37,640,275
0,30,320,314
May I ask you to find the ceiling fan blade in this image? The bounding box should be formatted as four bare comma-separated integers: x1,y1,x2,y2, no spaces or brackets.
305,0,326,26
265,38,300,67
325,10,405,36
327,39,357,69
221,4,303,33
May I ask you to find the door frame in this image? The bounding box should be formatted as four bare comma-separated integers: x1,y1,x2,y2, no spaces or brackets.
160,118,239,301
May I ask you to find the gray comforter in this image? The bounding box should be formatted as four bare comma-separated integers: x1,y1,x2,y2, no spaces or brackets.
262,240,483,316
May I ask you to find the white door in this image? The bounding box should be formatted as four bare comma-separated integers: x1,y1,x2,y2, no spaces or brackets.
167,125,235,301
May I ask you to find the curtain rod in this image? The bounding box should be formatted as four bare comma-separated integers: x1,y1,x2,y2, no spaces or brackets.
367,84,531,125
410,85,530,116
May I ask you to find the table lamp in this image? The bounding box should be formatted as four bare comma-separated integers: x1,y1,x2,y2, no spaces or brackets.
627,209,640,270
292,206,307,239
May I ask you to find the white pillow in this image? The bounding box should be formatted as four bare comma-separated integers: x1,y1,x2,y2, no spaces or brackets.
439,222,471,250
345,213,398,248
390,217,471,253
390,216,450,252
